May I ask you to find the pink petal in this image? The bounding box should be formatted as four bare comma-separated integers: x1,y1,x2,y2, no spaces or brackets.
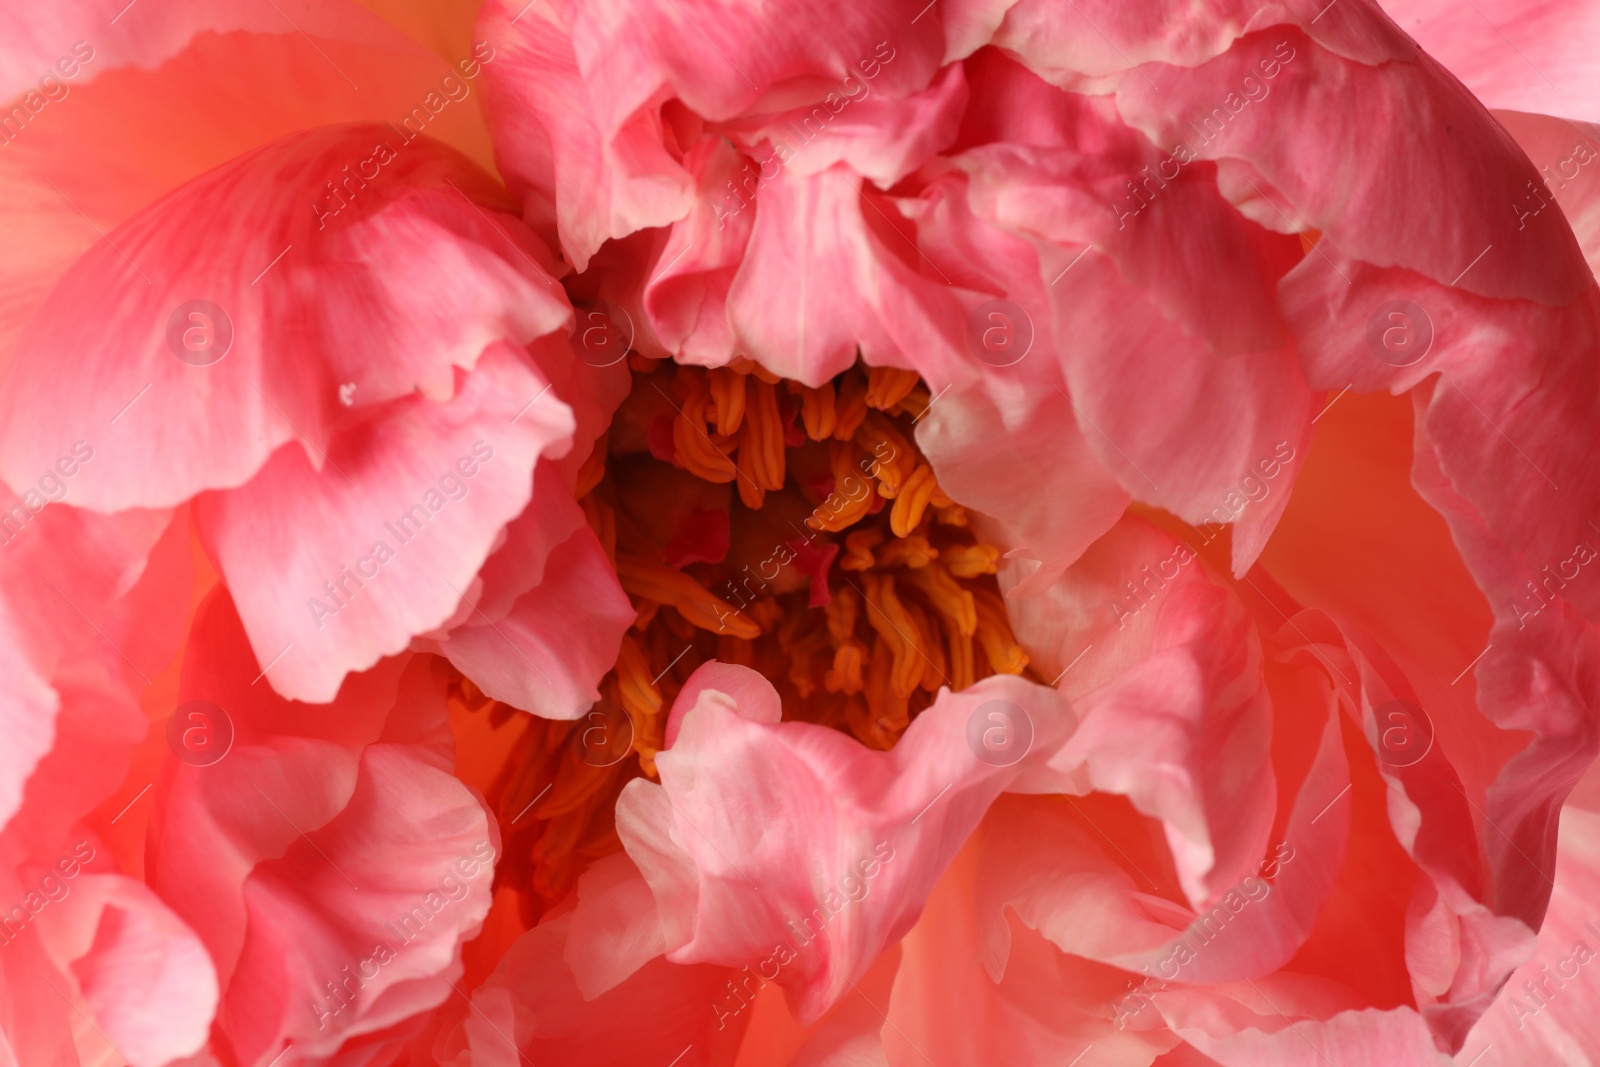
718,62,971,187
196,342,575,704
0,503,185,841
725,164,970,387
886,815,1178,1063
0,124,570,515
0,0,422,102
1032,517,1278,907
916,378,1130,596
1111,30,1592,306
1380,0,1600,124
478,0,694,270
0,8,512,370
540,0,945,129
641,134,755,368
428,521,634,719
147,588,496,1064
36,874,218,1067
442,909,745,1066
1282,252,1600,624
1452,805,1600,1062
1496,111,1600,283
618,666,1074,1022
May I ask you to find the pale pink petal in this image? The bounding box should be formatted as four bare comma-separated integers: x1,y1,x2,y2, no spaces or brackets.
35,874,218,1067
1161,995,1451,1066
663,661,785,749
564,851,669,999
618,668,1074,1022
1381,0,1600,124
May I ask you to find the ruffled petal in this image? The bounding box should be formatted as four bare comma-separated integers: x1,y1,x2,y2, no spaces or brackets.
617,665,1074,1022
478,0,694,269
1005,516,1279,906
1452,806,1600,1063
35,873,218,1067
146,589,497,1064
1110,29,1593,306
725,164,970,387
195,341,576,703
0,124,570,514
429,521,634,720
439,909,745,1066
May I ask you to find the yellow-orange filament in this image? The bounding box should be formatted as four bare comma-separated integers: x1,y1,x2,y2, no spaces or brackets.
615,554,762,639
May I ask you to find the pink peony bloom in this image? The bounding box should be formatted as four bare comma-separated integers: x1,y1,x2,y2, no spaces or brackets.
0,0,1598,1065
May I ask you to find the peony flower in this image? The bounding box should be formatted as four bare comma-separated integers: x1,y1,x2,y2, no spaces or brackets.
0,0,1597,1065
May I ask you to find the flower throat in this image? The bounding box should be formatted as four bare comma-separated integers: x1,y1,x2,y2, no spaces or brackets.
447,357,1031,923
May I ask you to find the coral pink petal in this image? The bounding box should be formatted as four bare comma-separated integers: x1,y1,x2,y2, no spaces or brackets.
0,9,509,372
0,124,570,515
445,910,745,1066
726,165,970,387
0,0,421,102
545,0,944,129
1380,0,1600,124
430,522,634,719
916,377,1130,596
35,873,219,1067
1452,805,1600,1061
147,590,488,1058
1282,249,1600,625
0,503,185,841
642,135,755,368
479,0,693,269
195,342,574,704
1111,30,1592,306
619,668,1074,1023
886,815,1178,1064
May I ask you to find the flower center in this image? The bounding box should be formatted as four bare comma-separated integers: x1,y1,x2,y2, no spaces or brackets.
448,358,1030,920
